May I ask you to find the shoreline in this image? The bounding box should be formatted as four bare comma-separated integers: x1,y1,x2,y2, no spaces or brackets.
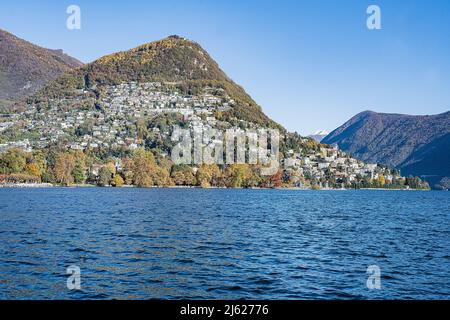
0,183,54,188
0,183,432,191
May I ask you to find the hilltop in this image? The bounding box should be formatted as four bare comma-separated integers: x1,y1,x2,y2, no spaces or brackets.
25,35,276,129
0,29,82,108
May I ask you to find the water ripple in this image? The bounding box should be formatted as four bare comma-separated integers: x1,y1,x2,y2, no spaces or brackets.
0,188,449,299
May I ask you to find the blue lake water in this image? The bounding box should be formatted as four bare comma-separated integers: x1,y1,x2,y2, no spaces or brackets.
0,188,449,300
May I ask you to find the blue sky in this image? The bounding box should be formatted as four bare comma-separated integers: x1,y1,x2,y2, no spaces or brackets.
1,0,450,134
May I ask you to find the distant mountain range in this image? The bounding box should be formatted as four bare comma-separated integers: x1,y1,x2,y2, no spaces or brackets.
0,29,82,109
322,110,450,189
308,130,329,143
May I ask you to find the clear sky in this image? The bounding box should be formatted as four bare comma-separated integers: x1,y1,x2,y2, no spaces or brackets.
1,0,450,135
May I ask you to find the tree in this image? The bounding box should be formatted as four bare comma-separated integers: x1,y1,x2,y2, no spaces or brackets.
72,162,86,184
104,161,116,175
111,174,124,187
136,119,148,141
132,149,158,187
31,150,47,176
196,164,222,188
266,170,283,188
97,166,113,186
285,169,301,187
172,171,186,185
171,166,197,186
121,157,134,185
225,164,252,188
25,163,41,180
153,167,173,187
362,176,371,188
378,174,385,186
183,168,197,186
207,164,222,186
0,148,27,174
54,153,76,186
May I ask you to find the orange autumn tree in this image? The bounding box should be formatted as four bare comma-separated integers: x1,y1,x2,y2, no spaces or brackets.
265,170,283,188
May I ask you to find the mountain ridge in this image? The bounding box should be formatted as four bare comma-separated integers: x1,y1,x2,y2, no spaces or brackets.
322,110,450,189
308,130,329,142
0,28,83,106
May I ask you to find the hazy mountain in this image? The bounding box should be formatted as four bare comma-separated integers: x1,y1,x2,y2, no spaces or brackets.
308,130,329,143
322,110,450,189
0,28,82,108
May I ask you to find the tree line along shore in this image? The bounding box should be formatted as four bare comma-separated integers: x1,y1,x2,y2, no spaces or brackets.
0,147,429,190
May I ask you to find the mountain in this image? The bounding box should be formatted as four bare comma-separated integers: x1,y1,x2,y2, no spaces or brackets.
308,130,329,143
0,36,429,189
322,110,450,189
24,35,276,129
0,29,82,108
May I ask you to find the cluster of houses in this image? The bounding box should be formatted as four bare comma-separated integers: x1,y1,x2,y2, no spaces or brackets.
0,82,235,152
0,81,406,188
283,145,401,188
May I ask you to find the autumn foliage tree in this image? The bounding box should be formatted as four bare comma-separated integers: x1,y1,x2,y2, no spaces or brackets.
111,174,124,187
53,152,76,186
171,165,196,186
130,148,172,187
25,163,41,180
225,164,252,188
132,149,158,187
196,164,222,188
265,170,283,188
0,148,27,174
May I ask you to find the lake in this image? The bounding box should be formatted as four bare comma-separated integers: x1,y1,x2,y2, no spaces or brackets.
0,188,449,299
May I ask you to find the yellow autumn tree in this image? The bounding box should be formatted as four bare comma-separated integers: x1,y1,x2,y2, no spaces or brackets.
378,174,385,186
172,171,186,186
171,166,197,186
154,167,173,187
196,164,222,188
111,174,124,187
54,153,76,186
132,149,158,187
25,163,41,180
225,164,252,188
121,157,134,185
